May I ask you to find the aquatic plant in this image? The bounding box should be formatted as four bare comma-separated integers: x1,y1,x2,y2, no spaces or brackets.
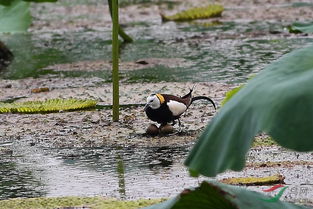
220,174,284,186
145,181,298,209
0,98,97,113
111,0,120,121
108,0,133,43
161,4,224,22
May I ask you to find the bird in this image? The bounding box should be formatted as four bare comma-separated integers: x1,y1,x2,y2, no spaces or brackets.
144,87,216,128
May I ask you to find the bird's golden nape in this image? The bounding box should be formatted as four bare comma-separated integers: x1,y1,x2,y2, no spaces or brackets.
155,94,165,104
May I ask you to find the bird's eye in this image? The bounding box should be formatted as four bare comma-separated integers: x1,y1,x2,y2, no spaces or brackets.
149,100,154,103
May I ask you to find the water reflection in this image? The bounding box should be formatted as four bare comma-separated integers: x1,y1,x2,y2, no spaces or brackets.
116,153,126,199
0,139,192,199
0,161,45,200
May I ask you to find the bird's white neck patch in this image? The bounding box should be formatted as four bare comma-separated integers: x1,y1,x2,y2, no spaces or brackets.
167,100,187,116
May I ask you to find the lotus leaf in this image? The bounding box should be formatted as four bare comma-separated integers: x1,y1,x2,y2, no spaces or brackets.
185,45,313,177
144,181,311,209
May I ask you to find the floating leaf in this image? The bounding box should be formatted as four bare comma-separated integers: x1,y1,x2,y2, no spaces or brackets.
0,98,97,113
161,5,224,22
185,45,313,177
0,0,31,33
220,174,285,186
144,181,312,209
287,22,313,33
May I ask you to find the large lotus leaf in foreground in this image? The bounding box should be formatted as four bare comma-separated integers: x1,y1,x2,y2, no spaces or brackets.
144,181,312,209
185,45,313,177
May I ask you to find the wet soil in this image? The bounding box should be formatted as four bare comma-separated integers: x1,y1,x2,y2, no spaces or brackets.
0,80,227,148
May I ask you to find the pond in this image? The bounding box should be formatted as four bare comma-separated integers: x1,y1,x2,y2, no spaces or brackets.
1,0,313,206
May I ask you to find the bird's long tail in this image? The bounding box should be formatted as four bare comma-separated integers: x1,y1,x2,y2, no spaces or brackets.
190,96,216,110
181,84,196,99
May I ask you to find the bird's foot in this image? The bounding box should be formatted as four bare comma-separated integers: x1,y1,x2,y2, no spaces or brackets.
159,124,174,135
146,123,175,136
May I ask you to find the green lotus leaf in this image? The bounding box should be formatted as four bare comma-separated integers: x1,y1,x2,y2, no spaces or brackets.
144,181,311,209
161,4,224,22
185,45,313,177
0,0,31,33
0,98,97,113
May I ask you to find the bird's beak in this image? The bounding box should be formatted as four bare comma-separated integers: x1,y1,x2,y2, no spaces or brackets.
144,103,149,111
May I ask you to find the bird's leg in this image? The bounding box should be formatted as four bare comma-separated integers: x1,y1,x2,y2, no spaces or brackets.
177,119,183,133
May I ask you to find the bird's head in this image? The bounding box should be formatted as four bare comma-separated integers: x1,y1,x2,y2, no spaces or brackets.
144,94,164,110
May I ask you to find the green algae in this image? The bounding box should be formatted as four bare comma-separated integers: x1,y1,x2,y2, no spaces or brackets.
0,197,164,209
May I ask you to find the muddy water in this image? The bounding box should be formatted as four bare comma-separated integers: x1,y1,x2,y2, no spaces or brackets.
1,138,313,204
